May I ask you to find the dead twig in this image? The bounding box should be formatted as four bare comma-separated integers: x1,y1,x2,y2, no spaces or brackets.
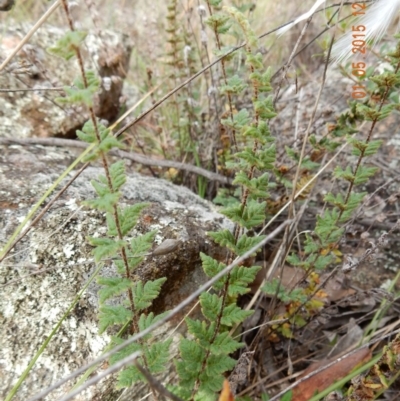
134,361,185,401
0,137,232,184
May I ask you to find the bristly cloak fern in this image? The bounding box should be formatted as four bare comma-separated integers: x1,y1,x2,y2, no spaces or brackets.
77,120,171,387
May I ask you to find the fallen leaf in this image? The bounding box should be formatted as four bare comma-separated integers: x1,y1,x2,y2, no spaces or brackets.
291,348,371,401
219,379,235,401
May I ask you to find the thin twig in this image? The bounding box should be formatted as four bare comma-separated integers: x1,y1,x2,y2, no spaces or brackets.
273,15,313,105
0,137,232,184
0,87,65,92
56,351,141,401
134,361,185,401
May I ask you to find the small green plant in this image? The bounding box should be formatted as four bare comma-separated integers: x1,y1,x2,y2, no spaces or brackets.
170,6,278,399
262,42,400,340
164,0,209,196
48,1,172,391
4,2,400,401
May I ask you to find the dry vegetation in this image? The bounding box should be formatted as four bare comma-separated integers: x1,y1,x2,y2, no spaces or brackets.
1,1,400,401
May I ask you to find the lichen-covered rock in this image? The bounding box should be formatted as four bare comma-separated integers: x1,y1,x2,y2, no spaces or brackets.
0,21,133,138
0,143,232,400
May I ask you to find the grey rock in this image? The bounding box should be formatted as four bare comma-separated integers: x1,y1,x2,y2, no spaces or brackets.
0,22,133,138
0,143,232,400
